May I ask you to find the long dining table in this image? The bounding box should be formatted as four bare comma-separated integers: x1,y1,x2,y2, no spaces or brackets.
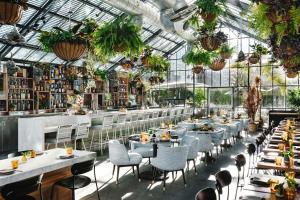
0,148,96,200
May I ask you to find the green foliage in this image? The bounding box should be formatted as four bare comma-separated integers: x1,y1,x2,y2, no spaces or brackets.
195,0,226,16
290,6,300,34
288,89,300,114
210,90,231,105
286,177,298,189
275,23,288,45
249,3,273,39
195,88,206,107
183,49,216,65
38,19,97,52
274,183,284,195
93,15,144,60
94,68,108,80
250,43,269,56
147,55,170,73
218,44,235,54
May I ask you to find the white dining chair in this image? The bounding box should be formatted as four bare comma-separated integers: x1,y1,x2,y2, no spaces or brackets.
73,122,89,150
45,124,73,149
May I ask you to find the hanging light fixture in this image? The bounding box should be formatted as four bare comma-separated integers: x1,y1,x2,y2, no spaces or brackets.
236,31,245,62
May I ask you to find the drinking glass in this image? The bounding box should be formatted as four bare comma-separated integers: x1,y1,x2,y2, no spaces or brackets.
66,147,73,155
11,160,19,169
275,157,282,166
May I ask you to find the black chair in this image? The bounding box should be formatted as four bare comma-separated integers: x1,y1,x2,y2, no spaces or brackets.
1,175,43,200
50,159,100,200
234,154,246,200
215,170,232,200
195,187,217,200
247,143,256,177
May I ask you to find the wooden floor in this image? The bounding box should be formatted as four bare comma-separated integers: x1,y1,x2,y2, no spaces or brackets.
74,134,257,200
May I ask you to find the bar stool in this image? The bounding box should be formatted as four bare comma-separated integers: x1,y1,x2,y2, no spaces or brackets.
114,114,127,143
1,175,43,200
150,111,159,128
45,125,73,149
246,143,256,177
159,110,168,124
130,114,139,134
234,154,246,200
72,123,89,150
89,115,114,154
50,159,100,200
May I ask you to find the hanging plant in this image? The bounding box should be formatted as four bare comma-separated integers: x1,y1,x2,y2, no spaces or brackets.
195,0,227,22
218,44,235,59
38,18,97,61
140,46,153,68
5,56,20,76
0,0,28,25
93,15,144,61
192,65,204,74
120,59,135,70
146,55,170,73
200,30,228,51
210,58,226,71
94,68,108,81
248,44,268,64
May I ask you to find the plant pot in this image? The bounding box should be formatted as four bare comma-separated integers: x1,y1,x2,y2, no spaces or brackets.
286,71,298,78
248,123,257,133
285,188,296,200
200,12,216,23
192,65,203,74
0,2,23,25
210,59,226,71
113,43,127,53
248,55,260,64
200,35,221,51
141,56,150,68
121,60,134,70
220,52,232,59
53,40,86,61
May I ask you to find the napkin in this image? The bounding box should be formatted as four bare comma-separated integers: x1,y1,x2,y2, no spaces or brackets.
250,177,269,187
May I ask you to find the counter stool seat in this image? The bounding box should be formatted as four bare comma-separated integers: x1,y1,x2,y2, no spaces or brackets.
54,175,91,189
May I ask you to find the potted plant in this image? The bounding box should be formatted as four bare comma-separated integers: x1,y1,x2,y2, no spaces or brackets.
218,44,235,59
200,30,228,51
39,18,97,61
5,57,20,76
288,89,300,117
286,70,298,78
210,58,226,71
120,59,135,70
93,15,144,60
141,46,153,68
94,68,108,81
0,0,28,25
274,182,284,198
183,48,214,74
146,55,170,73
285,176,298,200
248,44,268,64
195,0,226,22
244,76,262,132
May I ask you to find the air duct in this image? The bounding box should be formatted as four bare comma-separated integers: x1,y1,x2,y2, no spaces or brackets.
101,0,197,41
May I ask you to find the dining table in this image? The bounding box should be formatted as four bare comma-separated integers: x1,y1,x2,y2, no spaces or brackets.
0,148,96,200
240,174,300,200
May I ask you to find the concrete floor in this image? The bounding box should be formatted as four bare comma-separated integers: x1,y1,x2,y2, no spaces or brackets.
76,134,257,200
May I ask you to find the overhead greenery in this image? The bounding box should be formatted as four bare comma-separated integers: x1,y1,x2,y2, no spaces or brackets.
288,89,300,114
94,68,108,80
38,18,97,52
93,15,144,60
183,48,216,66
250,43,269,57
195,0,227,16
147,55,170,73
218,43,235,55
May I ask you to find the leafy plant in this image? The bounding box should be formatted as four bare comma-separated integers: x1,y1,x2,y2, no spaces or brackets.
195,0,227,16
274,183,284,195
250,43,269,57
94,68,108,80
93,15,144,60
147,55,170,73
183,49,216,65
218,44,235,56
38,18,97,52
195,88,206,107
275,23,288,45
290,6,300,34
288,89,300,114
249,3,273,39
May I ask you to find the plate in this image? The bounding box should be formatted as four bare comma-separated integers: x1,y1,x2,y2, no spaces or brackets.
58,154,74,159
0,169,15,175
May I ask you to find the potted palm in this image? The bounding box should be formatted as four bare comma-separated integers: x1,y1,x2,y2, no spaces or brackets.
39,19,97,61
93,15,144,60
195,0,226,22
183,48,214,74
0,0,28,25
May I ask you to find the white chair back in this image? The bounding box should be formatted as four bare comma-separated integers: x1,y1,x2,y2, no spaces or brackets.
196,134,213,152
181,135,199,159
57,125,73,143
156,146,188,170
75,123,89,140
161,110,168,118
117,114,127,124
108,140,130,165
103,115,114,127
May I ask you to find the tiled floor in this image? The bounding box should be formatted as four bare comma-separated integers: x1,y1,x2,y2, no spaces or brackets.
76,134,257,200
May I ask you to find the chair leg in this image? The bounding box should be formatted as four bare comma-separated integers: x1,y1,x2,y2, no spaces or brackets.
136,165,140,182
163,171,167,191
116,166,120,184
89,130,95,151
74,140,77,150
132,166,135,175
182,169,186,187
81,139,86,151
227,185,230,200
94,165,101,200
112,165,115,176
193,159,197,175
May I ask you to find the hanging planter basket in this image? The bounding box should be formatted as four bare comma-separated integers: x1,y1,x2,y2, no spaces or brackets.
286,71,298,78
112,43,127,53
283,59,297,69
121,60,134,70
141,56,150,68
220,52,232,60
248,55,260,65
210,59,226,71
200,12,216,23
53,40,87,61
0,2,24,25
200,35,221,51
192,65,203,74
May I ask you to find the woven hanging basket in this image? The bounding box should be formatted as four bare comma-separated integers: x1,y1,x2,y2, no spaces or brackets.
53,40,86,61
192,65,203,74
220,52,232,59
200,36,220,51
210,59,226,71
286,71,298,78
248,55,260,64
0,2,23,25
113,43,127,53
141,56,150,68
200,12,216,23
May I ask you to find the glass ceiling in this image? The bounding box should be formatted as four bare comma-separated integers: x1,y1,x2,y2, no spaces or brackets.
0,0,259,70
0,0,184,70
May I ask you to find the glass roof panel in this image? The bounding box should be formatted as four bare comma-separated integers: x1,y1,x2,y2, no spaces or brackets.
19,8,37,25
38,52,57,63
12,48,33,59
26,51,47,62
29,0,46,7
